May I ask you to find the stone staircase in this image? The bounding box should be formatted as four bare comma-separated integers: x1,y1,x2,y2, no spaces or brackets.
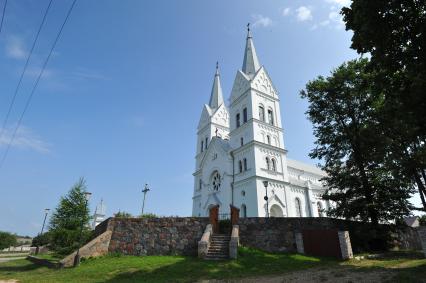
205,234,230,260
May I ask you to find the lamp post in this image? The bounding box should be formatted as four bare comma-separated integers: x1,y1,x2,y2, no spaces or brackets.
40,208,50,235
263,181,269,218
36,208,50,255
73,191,91,267
141,184,150,216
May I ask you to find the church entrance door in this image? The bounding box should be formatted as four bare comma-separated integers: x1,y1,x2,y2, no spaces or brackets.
209,205,219,234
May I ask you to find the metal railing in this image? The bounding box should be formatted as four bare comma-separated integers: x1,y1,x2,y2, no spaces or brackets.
218,213,230,220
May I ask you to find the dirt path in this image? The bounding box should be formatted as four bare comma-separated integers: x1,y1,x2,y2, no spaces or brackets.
200,266,396,283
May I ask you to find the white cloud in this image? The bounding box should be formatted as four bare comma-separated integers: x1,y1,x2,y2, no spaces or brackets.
6,36,27,59
328,11,345,29
325,0,351,7
252,14,273,28
296,6,313,22
282,7,291,16
0,126,51,154
320,20,330,26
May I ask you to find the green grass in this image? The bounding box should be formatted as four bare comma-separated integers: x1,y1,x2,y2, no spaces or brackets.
0,247,333,283
0,248,424,283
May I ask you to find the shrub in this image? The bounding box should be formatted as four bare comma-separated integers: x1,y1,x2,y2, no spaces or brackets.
0,231,17,250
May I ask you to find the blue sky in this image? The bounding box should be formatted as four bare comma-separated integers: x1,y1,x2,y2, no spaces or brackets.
0,0,422,236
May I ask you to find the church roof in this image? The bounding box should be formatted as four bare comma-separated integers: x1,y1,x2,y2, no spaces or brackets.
208,62,224,110
287,158,326,177
242,26,261,77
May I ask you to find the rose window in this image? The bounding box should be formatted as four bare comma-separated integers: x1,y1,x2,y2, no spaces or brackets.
212,172,221,191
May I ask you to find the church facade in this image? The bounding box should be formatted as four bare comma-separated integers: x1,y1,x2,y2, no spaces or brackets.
192,29,330,218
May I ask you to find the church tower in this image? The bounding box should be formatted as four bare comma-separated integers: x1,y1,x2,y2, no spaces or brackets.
228,26,289,217
192,64,231,216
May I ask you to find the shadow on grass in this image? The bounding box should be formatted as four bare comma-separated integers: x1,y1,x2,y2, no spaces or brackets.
101,247,335,283
0,260,44,273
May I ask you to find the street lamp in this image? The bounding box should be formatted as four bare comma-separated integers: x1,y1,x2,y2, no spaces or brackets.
36,208,50,255
74,191,91,267
141,184,150,216
263,181,269,218
40,208,50,235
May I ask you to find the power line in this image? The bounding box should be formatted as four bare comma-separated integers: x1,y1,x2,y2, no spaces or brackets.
0,0,78,170
0,0,7,35
0,0,53,142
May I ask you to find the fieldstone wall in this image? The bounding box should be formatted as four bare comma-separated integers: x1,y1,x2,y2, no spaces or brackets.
60,231,112,267
237,217,421,253
418,226,426,257
108,217,210,256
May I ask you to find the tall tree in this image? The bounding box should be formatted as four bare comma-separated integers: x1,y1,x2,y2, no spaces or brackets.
49,178,92,255
342,0,426,211
301,59,413,224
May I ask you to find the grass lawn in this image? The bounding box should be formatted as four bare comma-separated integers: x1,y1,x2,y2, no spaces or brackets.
0,248,424,283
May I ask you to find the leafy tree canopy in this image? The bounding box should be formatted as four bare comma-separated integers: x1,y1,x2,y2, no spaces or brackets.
342,0,426,211
301,58,413,224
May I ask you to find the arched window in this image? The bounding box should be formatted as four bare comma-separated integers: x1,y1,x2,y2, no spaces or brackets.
259,106,265,121
268,109,274,125
241,204,247,218
266,157,270,170
243,108,248,123
243,158,247,171
267,135,271,145
201,141,204,152
236,113,241,128
205,137,208,149
295,198,302,217
271,159,276,171
240,137,244,146
239,160,243,173
317,202,324,217
199,179,202,191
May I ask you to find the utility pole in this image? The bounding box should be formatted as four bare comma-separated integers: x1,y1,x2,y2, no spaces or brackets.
36,208,50,255
141,184,150,215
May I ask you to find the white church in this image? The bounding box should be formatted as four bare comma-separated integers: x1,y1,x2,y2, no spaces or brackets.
192,28,330,218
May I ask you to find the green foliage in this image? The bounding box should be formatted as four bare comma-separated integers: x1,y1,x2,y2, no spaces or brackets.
31,231,52,247
342,0,426,211
114,211,133,218
0,231,17,250
138,213,157,218
301,58,412,224
48,178,92,255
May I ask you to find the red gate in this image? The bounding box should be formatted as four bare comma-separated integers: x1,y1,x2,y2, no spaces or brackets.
302,229,341,258
209,205,219,233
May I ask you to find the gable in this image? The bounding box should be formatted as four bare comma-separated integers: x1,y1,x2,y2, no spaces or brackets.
197,104,212,130
250,67,278,98
199,137,232,169
211,103,229,128
230,70,251,102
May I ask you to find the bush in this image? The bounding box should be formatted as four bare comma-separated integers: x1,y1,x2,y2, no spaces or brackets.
114,211,133,218
138,213,157,218
0,231,17,250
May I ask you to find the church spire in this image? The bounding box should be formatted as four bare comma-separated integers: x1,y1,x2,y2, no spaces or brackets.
242,23,261,77
209,61,224,109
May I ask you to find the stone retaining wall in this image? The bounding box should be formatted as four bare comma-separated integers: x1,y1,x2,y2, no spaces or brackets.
237,217,421,253
419,226,426,257
108,217,210,256
60,231,112,267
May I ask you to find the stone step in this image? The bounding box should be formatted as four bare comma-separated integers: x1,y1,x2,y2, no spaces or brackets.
205,255,229,260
